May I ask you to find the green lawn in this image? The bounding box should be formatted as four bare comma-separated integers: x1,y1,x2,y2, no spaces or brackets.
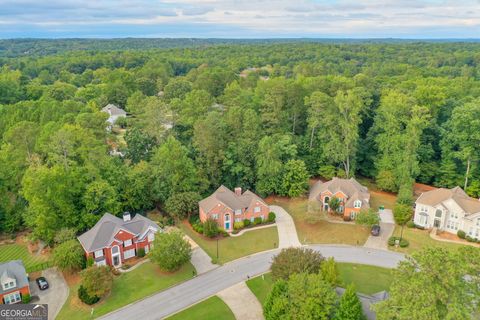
57,261,195,320
179,223,278,264
0,243,50,272
389,226,464,255
247,263,393,304
167,296,235,320
266,197,370,245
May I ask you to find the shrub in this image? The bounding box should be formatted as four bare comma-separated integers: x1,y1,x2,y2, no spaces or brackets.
406,221,415,228
243,219,251,227
253,217,262,225
268,212,276,222
150,230,192,272
80,266,113,300
399,238,409,248
192,222,204,234
271,247,324,280
203,218,219,238
388,236,409,247
219,229,229,237
457,230,466,239
137,247,145,258
22,293,31,304
78,285,100,305
234,221,244,230
465,236,476,242
86,256,94,268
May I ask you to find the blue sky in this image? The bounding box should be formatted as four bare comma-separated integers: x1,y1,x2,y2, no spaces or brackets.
0,0,478,39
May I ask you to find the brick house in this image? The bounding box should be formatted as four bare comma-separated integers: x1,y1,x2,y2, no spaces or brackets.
78,212,160,268
199,186,270,232
310,177,370,219
0,260,30,304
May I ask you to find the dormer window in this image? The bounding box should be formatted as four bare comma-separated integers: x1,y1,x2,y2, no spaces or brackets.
354,200,362,208
2,279,16,291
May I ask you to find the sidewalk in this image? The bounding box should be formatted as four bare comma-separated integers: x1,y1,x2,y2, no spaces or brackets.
229,223,276,237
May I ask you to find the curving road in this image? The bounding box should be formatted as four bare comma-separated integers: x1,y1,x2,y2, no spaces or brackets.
100,245,405,320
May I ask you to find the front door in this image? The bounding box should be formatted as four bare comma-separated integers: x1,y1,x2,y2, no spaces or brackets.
225,222,230,230
434,219,441,228
113,255,120,267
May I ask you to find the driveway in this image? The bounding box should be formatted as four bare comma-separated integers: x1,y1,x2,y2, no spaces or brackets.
364,209,395,250
184,234,219,274
29,268,69,320
217,282,264,320
269,205,301,248
99,246,404,320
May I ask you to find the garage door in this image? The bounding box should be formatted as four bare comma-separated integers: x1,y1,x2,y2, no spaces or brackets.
124,249,135,259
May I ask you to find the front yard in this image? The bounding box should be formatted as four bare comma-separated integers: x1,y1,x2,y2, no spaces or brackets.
57,261,195,320
0,242,50,272
179,222,278,264
167,296,235,320
266,197,370,245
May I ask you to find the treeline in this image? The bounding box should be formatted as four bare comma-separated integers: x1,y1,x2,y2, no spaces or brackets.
0,42,479,243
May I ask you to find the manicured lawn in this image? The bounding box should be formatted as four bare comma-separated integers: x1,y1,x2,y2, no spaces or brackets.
57,261,195,320
266,197,370,245
337,263,392,294
179,223,278,264
247,263,393,304
167,296,235,320
0,243,50,272
355,176,397,211
389,226,463,255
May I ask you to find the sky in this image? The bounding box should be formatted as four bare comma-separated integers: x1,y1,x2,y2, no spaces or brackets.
0,0,479,39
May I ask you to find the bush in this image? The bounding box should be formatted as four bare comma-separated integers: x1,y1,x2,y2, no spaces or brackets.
22,293,31,304
388,237,396,246
268,212,276,222
243,219,251,227
78,285,100,305
457,230,466,239
80,266,113,300
406,221,415,228
388,236,409,247
271,247,324,280
465,236,476,242
137,247,145,257
86,256,94,268
399,238,409,247
192,222,204,234
150,230,192,272
219,229,229,237
253,217,262,225
234,221,244,230
203,218,219,238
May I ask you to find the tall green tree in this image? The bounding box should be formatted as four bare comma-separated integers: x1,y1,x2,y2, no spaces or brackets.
335,284,366,320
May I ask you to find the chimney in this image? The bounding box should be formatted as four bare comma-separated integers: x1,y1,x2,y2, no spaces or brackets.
234,187,242,196
123,212,131,222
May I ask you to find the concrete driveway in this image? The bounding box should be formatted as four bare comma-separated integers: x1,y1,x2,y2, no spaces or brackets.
29,268,69,320
364,209,395,250
269,205,301,248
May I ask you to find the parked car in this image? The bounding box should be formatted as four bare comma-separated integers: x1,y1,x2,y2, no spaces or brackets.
371,225,381,236
36,277,49,290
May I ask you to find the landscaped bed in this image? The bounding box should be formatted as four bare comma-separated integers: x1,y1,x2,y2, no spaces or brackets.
57,261,195,320
0,242,50,272
179,221,278,264
166,296,235,320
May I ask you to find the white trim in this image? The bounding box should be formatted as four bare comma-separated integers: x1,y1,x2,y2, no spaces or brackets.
3,291,21,304
111,245,122,268
94,249,104,258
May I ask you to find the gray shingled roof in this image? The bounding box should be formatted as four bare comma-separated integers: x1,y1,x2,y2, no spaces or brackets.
0,260,29,295
101,104,127,116
78,213,160,252
310,177,370,209
416,186,480,215
199,185,267,213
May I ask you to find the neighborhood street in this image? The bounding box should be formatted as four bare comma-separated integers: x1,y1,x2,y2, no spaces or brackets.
100,246,405,320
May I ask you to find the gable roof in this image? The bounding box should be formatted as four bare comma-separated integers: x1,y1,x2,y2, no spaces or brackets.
310,177,370,208
0,260,28,294
199,185,267,213
101,104,127,116
78,213,160,253
416,186,480,215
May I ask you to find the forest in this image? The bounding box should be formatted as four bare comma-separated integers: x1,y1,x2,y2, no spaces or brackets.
0,40,479,244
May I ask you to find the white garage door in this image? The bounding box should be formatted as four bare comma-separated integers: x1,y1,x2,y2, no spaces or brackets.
124,249,135,259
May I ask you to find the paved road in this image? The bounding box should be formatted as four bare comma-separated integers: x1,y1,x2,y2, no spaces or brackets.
100,245,404,320
269,205,302,248
29,268,69,320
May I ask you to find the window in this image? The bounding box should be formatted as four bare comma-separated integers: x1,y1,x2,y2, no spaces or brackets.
94,249,104,258
477,218,480,226
4,291,21,304
469,227,474,236
250,217,254,222
235,209,242,215
123,239,132,247
212,214,218,220
148,232,154,242
420,206,428,213
354,200,361,208
111,246,119,254
435,209,442,218
254,206,261,213
2,280,15,291
339,206,344,213
225,214,230,222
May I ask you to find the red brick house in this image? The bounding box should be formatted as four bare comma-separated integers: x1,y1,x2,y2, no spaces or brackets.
78,212,160,268
0,260,30,304
310,177,370,219
199,186,270,232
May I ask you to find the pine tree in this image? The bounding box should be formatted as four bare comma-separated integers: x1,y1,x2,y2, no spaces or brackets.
335,284,366,320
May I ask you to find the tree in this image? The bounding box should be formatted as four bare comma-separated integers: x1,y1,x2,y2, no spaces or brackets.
374,247,480,320
54,228,77,245
150,230,192,272
355,209,380,227
320,257,339,286
123,161,154,211
203,218,219,238
52,239,85,272
124,128,156,163
264,273,338,320
83,180,120,218
271,247,324,281
393,204,412,241
80,265,113,299
280,159,309,197
328,197,341,214
336,284,366,320
305,91,334,149
164,192,201,220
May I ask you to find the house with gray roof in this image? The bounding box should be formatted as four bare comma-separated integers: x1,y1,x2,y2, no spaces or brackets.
0,260,30,304
78,212,160,268
199,186,270,232
101,104,127,128
309,177,370,220
414,186,480,239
